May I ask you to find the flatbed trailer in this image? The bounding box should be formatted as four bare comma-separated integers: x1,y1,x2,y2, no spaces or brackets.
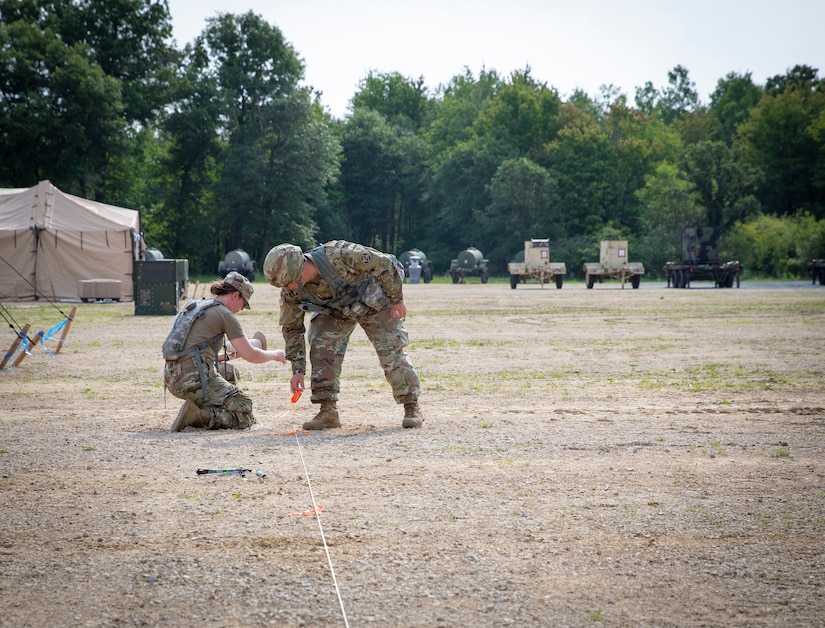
664,260,742,288
665,227,742,288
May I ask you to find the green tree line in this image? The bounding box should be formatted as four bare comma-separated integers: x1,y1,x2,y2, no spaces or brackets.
3,2,825,279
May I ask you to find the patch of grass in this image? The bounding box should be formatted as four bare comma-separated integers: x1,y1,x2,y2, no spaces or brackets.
687,440,725,456
82,387,112,399
435,444,484,454
638,362,798,393
753,513,772,526
84,445,96,451
414,338,461,350
588,609,604,622
772,448,791,458
706,440,725,456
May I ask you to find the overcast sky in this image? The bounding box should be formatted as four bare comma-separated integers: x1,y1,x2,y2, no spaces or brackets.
167,0,824,119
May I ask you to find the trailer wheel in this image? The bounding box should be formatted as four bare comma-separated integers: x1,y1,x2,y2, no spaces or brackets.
510,274,518,289
586,273,594,289
631,275,640,289
555,275,563,289
480,269,489,284
451,271,459,284
673,270,683,288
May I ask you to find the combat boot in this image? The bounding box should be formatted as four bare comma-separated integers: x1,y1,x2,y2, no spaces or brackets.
171,400,210,432
402,402,423,428
303,401,341,430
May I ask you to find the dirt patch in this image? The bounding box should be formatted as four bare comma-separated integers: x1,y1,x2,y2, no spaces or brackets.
1,281,824,626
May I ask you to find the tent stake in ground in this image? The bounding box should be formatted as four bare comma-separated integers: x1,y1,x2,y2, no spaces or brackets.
13,330,44,367
1,323,31,370
54,307,76,355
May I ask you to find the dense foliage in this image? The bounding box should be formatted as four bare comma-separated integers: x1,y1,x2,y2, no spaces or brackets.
2,2,825,278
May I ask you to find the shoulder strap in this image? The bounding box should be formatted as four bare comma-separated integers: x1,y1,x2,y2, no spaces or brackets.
303,246,375,316
306,246,361,300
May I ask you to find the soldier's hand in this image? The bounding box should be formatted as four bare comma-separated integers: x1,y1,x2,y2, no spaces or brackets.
290,372,305,394
391,303,407,319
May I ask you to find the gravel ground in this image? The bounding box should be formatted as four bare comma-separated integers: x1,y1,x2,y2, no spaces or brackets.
1,280,824,627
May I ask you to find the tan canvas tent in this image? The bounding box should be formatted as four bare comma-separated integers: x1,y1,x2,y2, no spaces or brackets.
0,180,142,301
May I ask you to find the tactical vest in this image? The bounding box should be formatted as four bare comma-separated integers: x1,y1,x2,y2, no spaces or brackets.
299,246,397,318
163,299,226,401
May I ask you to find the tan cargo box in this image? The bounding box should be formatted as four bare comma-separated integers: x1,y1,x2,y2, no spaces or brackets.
78,279,122,301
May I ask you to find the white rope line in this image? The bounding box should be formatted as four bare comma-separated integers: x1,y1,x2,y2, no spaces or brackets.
294,428,350,628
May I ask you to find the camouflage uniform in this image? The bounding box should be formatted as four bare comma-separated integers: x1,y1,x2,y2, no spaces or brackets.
277,240,420,406
164,302,255,429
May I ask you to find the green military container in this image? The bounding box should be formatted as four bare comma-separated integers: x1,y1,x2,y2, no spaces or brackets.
398,248,434,283
134,259,189,315
449,247,489,284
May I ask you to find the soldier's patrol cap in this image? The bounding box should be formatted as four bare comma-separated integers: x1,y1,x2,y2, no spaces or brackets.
264,244,305,287
224,271,253,309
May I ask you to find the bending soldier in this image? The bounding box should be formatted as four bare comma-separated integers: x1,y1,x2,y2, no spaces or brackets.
264,240,423,430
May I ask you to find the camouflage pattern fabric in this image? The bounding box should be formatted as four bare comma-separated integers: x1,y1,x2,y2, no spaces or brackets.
263,244,304,287
305,306,420,404
164,359,255,429
278,240,419,405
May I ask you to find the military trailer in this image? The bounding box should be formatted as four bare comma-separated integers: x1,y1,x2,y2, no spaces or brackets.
664,227,742,288
398,248,434,283
450,247,489,283
507,238,566,289
218,248,256,281
808,259,825,285
583,240,644,289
